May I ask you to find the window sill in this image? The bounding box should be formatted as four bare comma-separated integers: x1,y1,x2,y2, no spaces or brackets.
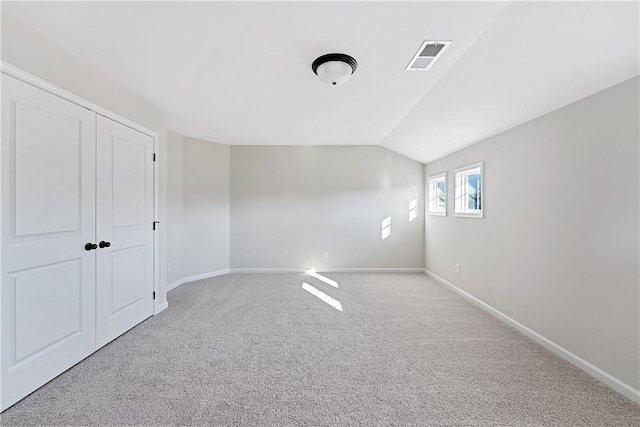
454,212,483,219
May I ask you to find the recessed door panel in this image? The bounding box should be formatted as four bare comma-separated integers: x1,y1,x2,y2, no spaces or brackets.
96,115,154,349
12,259,82,363
112,138,145,228
13,103,81,237
111,246,146,315
1,75,97,411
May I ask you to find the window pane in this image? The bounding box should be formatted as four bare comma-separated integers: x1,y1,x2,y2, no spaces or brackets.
467,193,478,210
467,174,479,193
428,176,446,213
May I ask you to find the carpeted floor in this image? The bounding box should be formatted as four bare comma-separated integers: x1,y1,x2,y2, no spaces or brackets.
1,273,638,426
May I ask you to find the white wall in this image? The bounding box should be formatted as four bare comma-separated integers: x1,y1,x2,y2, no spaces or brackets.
424,76,640,392
1,12,171,307
167,133,231,287
230,145,424,270
182,137,230,277
167,131,184,285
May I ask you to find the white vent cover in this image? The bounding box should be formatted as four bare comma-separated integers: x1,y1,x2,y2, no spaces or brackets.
406,40,451,71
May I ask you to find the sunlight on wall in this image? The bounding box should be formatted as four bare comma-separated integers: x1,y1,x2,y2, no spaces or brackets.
381,216,391,240
409,199,418,222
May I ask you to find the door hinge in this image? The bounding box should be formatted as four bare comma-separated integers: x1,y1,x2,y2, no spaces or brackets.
153,221,160,231
153,291,156,300
153,153,156,162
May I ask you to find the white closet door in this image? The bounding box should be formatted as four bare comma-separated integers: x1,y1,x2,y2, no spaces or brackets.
96,116,154,349
1,75,97,410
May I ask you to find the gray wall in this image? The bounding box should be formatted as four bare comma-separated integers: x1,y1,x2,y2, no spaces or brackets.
2,12,171,307
424,76,640,390
182,137,230,276
230,145,424,270
167,131,184,285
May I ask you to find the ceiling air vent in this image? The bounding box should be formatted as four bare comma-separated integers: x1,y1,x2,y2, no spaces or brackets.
406,40,451,71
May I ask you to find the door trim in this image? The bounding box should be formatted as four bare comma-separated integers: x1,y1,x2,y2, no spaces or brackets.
0,62,158,141
0,60,162,315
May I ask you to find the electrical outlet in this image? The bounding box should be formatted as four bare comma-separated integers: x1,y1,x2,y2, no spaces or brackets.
168,262,173,272
455,264,460,274
323,251,329,259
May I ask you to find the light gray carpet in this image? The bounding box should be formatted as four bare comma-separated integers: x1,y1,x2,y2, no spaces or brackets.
1,273,638,426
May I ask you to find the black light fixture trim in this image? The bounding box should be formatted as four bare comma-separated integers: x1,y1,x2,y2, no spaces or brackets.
311,53,358,75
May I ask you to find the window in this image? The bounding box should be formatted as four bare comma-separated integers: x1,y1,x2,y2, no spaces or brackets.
454,162,483,218
381,216,391,240
428,173,446,216
409,199,418,221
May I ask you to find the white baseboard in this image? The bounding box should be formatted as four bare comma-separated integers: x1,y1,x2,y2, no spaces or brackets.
167,269,230,292
229,267,425,274
168,268,424,289
319,267,425,273
423,269,640,404
229,268,306,273
154,301,169,315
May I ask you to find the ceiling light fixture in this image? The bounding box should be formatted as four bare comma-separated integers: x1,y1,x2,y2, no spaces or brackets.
312,53,358,86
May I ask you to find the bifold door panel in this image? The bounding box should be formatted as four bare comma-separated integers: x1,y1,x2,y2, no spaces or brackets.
1,75,97,410
96,116,154,349
1,74,155,411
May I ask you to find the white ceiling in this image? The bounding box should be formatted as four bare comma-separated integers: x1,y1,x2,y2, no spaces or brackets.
382,1,640,162
3,1,639,163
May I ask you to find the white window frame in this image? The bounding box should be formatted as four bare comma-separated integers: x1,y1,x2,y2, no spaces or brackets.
427,172,447,216
454,162,483,218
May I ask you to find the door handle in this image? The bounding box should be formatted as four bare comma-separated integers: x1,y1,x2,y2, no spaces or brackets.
99,241,111,248
85,242,98,251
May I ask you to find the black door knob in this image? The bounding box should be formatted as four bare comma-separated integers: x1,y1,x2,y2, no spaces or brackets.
99,241,111,248
85,243,98,251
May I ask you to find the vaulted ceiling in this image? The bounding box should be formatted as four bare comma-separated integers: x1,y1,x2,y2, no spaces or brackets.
3,1,639,163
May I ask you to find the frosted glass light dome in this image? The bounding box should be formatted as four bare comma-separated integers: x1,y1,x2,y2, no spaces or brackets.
312,53,358,86
316,61,353,86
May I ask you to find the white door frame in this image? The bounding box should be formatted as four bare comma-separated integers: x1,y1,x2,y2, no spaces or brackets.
0,60,165,409
0,62,165,409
